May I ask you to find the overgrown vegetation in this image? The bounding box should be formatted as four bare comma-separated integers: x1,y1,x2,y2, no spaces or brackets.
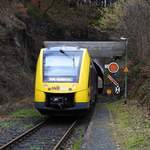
72,129,83,150
11,108,41,118
0,120,14,128
107,101,150,150
0,107,41,129
97,0,150,114
98,0,150,59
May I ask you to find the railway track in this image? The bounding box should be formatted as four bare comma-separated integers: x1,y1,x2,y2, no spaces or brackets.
0,118,78,150
52,120,77,150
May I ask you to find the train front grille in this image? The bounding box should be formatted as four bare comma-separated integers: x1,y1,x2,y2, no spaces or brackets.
45,93,74,109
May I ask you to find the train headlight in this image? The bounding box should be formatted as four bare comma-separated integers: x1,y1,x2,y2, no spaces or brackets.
72,84,77,89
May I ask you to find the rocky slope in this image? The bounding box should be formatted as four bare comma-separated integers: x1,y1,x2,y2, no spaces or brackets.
0,0,33,104
0,0,108,105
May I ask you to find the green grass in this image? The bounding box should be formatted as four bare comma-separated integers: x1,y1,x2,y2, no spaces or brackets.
30,146,42,150
106,101,150,150
73,138,82,150
0,120,14,128
72,129,83,150
11,108,41,118
0,119,35,129
0,108,41,129
22,123,34,130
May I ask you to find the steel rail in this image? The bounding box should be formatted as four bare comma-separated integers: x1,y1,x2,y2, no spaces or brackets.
52,120,78,150
0,119,78,150
0,120,47,150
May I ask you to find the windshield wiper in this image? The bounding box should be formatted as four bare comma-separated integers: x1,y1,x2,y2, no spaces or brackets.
59,49,75,67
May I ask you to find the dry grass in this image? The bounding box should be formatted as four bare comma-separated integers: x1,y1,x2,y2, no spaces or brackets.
0,97,33,115
107,101,150,150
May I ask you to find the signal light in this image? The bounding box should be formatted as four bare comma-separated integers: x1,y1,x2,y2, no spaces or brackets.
106,62,119,73
106,88,112,95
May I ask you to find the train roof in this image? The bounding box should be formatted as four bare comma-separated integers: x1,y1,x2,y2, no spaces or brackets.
44,46,86,52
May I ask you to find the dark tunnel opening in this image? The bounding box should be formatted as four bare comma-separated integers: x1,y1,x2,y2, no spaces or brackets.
93,61,104,94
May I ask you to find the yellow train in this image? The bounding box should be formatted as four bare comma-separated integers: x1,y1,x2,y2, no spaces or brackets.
34,46,98,115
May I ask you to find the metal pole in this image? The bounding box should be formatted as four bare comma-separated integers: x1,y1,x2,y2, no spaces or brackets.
104,0,107,7
124,39,128,104
120,37,128,104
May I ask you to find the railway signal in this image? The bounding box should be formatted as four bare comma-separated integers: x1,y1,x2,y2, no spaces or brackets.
107,74,120,95
105,62,119,73
115,86,120,94
123,66,129,73
107,74,119,86
106,88,112,95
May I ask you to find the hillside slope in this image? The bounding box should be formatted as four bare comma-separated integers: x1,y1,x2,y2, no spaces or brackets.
0,0,33,104
0,0,108,105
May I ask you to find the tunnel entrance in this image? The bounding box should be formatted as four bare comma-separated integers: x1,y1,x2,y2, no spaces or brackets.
93,61,104,94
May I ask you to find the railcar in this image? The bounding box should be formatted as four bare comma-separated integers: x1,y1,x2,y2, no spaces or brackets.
34,46,98,115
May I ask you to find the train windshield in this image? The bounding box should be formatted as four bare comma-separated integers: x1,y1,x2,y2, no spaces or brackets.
43,51,83,82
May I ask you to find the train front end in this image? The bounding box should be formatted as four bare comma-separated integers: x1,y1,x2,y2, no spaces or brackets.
34,46,91,115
